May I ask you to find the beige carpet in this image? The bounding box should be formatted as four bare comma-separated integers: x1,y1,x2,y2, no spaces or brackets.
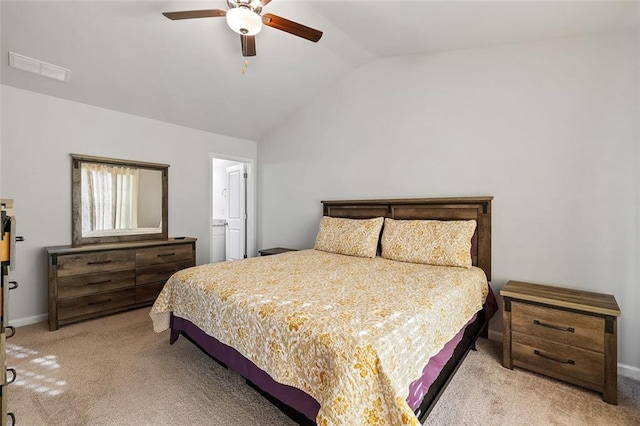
7,308,640,426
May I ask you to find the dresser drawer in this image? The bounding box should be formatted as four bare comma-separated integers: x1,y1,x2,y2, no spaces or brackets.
511,302,604,353
513,332,604,389
135,282,165,304
57,288,136,321
56,250,135,277
136,245,193,267
57,269,135,299
136,261,193,286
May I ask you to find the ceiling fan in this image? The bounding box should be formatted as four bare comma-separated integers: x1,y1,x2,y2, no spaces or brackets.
163,0,323,57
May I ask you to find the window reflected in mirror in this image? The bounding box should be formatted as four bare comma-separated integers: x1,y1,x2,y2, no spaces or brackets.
80,163,163,237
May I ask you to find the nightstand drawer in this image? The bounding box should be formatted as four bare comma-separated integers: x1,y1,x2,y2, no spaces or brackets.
513,332,604,389
512,302,604,353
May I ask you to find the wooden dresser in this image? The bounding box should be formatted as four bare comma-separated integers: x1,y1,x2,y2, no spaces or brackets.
501,280,620,404
47,238,196,331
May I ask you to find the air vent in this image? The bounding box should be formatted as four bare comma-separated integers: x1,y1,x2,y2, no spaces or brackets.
8,52,70,82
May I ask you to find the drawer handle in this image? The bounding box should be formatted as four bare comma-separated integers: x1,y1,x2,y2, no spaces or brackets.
7,412,15,426
157,253,175,257
8,281,18,290
6,325,15,339
87,279,112,286
5,367,16,385
88,298,112,306
533,350,575,365
87,260,112,265
533,319,575,333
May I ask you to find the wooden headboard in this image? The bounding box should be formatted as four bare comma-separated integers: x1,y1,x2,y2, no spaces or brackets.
321,197,492,280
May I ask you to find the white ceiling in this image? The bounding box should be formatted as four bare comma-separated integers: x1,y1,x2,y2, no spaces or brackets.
1,1,638,141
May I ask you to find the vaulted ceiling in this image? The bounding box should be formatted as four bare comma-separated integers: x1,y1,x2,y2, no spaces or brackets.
1,1,637,141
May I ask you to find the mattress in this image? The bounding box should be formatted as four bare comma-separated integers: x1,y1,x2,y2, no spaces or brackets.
150,249,489,425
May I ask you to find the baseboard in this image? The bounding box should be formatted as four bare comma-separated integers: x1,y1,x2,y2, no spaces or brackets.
488,329,502,342
486,328,640,380
618,364,640,381
9,314,47,327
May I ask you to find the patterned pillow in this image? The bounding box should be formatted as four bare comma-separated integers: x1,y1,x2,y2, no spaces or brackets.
381,218,476,268
314,216,384,258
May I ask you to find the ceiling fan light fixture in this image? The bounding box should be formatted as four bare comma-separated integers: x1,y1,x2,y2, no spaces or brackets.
226,6,262,35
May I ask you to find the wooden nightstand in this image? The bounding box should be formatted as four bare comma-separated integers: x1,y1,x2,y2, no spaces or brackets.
501,280,620,404
258,247,297,256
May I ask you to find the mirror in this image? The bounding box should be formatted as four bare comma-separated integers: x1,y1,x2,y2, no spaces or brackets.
71,154,168,246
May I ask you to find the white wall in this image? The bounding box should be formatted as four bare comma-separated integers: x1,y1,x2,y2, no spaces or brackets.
0,85,257,324
258,31,639,375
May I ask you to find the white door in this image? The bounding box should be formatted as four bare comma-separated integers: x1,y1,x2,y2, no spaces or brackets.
225,164,246,261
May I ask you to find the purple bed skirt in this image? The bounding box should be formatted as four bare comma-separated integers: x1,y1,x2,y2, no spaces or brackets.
171,314,468,420
171,315,321,419
170,286,498,422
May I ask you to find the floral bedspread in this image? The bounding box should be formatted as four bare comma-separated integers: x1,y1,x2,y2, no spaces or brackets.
150,249,488,425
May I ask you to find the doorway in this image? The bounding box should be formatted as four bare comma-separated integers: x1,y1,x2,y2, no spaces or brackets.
210,154,256,263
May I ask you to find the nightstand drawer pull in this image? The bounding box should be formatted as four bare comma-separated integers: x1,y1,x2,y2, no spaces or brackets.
533,350,575,365
7,412,15,426
6,325,15,338
157,252,175,257
533,319,574,333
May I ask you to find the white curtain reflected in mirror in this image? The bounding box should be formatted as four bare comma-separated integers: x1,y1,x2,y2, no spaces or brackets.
81,163,139,233
80,164,161,237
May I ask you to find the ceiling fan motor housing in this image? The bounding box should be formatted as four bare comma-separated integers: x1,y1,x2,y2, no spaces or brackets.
226,0,263,35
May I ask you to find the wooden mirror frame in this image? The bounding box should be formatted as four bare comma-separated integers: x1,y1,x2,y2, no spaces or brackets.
71,154,169,246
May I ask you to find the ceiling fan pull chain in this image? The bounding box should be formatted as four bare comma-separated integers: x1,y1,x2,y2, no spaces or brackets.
241,59,249,75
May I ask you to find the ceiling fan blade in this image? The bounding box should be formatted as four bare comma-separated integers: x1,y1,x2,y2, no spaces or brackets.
162,9,226,20
262,0,273,6
241,35,257,57
262,13,322,43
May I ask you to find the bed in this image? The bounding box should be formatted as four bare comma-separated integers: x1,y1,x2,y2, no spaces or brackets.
150,197,497,425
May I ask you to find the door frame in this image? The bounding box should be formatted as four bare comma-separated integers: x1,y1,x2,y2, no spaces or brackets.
209,153,256,263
